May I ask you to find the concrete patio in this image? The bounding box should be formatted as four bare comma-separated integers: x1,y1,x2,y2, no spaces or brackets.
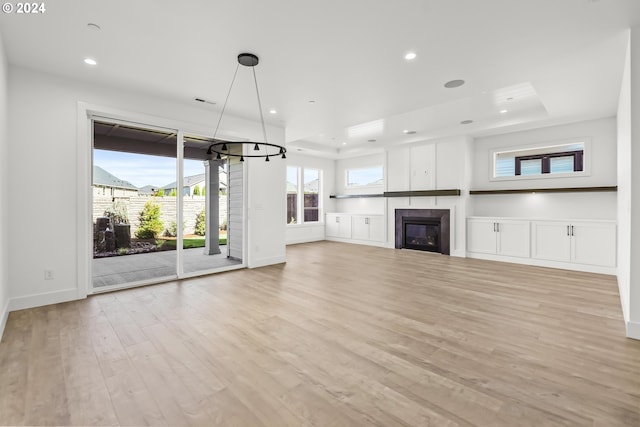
92,246,242,288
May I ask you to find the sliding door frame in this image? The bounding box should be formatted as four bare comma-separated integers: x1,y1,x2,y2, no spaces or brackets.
76,102,248,297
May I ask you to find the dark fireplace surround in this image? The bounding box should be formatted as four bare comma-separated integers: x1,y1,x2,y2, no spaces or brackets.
395,209,450,255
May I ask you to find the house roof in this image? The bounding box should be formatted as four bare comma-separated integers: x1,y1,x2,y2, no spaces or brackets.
93,165,138,191
161,173,205,190
138,185,159,195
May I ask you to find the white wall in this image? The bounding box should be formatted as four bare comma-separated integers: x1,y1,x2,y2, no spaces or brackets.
617,28,640,340
7,66,285,310
285,153,336,244
471,117,617,220
0,33,9,338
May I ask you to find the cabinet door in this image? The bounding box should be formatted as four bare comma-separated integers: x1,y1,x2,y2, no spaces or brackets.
467,218,497,254
337,215,352,238
351,216,369,240
368,216,385,242
571,222,616,267
497,220,530,258
531,221,571,262
325,214,340,237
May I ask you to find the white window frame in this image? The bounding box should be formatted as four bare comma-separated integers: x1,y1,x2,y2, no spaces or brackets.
489,138,591,182
286,166,323,226
345,165,384,188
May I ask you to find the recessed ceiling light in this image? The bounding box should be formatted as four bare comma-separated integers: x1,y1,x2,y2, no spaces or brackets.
368,139,376,143
507,97,514,101
269,109,277,114
342,142,347,145
404,52,417,60
444,79,465,88
87,23,101,31
460,119,474,125
308,100,315,104
500,109,508,114
403,130,416,135
84,58,97,66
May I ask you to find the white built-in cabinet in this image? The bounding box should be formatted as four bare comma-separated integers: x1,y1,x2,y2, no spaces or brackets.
352,215,385,242
466,218,530,258
325,213,352,239
325,213,384,243
531,220,616,267
467,217,616,272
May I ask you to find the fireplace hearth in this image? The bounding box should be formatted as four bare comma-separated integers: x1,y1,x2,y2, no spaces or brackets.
395,209,450,255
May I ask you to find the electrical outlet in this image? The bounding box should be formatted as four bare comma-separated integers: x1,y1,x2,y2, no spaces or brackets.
44,270,54,280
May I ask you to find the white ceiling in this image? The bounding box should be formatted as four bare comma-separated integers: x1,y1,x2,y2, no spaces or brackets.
1,0,639,158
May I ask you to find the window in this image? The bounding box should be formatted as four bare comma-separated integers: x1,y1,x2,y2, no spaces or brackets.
492,141,587,180
287,166,322,224
346,166,383,188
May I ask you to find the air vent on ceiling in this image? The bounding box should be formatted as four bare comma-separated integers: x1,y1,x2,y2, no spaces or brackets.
194,97,216,106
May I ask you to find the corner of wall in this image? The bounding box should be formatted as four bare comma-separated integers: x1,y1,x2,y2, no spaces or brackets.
0,27,10,341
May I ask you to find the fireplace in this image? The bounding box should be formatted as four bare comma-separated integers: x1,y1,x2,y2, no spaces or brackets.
403,217,441,252
395,209,450,255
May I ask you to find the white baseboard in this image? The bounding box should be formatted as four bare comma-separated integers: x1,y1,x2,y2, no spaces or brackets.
248,255,287,269
627,320,640,340
325,237,388,248
286,236,325,245
8,288,82,312
0,298,9,342
466,252,617,276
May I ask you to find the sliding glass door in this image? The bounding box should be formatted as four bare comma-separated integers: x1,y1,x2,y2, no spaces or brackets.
90,119,243,291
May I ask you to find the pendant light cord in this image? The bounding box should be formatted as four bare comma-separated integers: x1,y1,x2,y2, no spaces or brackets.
213,63,240,140
252,66,269,144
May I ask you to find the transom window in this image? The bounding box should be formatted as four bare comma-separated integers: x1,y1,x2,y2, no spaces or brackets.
493,141,587,180
346,166,383,188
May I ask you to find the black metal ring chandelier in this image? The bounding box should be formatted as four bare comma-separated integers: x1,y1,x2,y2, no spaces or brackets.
206,53,286,162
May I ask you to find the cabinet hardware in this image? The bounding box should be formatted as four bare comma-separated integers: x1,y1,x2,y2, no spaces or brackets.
336,217,339,223
365,218,369,225
567,225,570,236
571,225,574,236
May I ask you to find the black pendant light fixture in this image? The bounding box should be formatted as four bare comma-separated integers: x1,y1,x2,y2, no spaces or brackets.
206,53,287,162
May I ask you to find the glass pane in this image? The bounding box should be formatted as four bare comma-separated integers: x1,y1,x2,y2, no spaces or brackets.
303,169,319,223
181,136,241,275
550,156,574,174
520,159,541,175
92,122,177,289
495,155,515,177
346,166,383,187
286,166,298,224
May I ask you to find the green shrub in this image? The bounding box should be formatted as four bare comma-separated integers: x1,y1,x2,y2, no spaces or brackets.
169,189,177,197
104,199,129,225
136,201,164,239
193,185,201,196
164,220,186,237
156,188,165,197
194,209,206,236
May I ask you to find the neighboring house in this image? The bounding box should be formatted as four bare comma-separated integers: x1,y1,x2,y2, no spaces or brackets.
161,173,205,196
138,185,160,196
92,165,138,197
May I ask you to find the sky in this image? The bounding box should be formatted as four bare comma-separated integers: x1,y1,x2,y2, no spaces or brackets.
94,149,205,188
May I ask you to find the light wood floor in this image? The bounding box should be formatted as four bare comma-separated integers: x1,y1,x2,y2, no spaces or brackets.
1,241,639,426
